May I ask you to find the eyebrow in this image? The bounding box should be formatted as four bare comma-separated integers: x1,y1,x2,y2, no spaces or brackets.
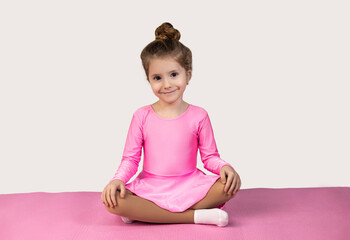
150,69,179,77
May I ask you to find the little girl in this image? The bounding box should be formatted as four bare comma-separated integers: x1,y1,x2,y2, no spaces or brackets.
101,22,241,227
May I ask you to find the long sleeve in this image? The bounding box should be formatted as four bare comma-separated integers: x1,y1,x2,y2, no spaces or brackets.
198,112,234,175
109,111,144,184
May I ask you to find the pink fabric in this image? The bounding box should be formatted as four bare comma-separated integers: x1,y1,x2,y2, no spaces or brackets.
109,104,234,212
1,187,349,240
125,169,225,212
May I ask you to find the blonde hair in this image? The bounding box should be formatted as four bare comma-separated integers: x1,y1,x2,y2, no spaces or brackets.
140,22,192,81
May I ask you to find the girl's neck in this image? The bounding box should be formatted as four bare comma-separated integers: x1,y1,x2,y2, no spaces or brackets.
151,100,189,116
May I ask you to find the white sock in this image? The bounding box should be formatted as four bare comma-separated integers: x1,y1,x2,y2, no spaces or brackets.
194,208,229,227
121,216,135,224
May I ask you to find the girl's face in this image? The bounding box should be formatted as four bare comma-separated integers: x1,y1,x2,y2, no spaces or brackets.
148,57,191,105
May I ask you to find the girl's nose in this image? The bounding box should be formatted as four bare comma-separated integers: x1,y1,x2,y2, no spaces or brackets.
163,79,171,88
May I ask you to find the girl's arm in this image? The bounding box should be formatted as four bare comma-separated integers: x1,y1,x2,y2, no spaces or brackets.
198,112,235,175
109,111,143,184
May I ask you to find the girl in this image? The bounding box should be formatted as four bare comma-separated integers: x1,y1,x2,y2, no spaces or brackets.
101,22,241,227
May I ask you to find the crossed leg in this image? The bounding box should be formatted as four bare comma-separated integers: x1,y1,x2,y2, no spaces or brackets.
105,178,235,224
188,178,235,210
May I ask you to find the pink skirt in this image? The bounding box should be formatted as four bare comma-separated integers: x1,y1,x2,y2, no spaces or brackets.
124,168,226,213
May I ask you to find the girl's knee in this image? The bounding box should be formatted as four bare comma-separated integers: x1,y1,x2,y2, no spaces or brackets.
105,203,122,215
217,184,236,201
105,190,129,215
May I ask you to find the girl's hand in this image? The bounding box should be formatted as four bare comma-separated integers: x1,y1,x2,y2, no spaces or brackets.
219,165,241,196
101,179,126,208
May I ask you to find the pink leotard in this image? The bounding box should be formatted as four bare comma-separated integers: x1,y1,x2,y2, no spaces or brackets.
110,104,234,184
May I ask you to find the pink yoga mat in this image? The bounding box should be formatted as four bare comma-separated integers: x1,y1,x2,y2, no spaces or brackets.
1,187,349,240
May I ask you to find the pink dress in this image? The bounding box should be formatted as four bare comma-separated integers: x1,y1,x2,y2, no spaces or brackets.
109,103,235,213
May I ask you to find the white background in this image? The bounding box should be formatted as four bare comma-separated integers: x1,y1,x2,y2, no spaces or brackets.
0,0,349,194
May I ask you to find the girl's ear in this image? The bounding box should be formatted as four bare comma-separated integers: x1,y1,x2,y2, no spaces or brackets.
187,70,192,80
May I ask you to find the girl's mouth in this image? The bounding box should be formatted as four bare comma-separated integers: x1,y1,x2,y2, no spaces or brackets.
162,89,177,94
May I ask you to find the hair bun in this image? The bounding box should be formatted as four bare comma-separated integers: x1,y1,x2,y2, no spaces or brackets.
155,22,181,41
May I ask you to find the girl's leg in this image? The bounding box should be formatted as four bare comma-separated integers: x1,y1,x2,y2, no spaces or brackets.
105,178,234,224
188,178,235,210
105,189,194,224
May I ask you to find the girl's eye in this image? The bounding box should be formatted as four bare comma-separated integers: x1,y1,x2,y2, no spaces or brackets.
153,73,177,80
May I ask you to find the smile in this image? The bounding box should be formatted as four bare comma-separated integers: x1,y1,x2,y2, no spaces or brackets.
162,89,177,94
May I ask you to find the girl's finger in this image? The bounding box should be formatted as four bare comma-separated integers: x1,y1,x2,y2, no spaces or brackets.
224,174,233,193
104,188,108,206
120,185,126,199
234,176,241,194
230,175,237,195
111,188,117,207
110,188,116,208
238,176,242,191
107,188,113,207
233,181,238,195
228,180,235,195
